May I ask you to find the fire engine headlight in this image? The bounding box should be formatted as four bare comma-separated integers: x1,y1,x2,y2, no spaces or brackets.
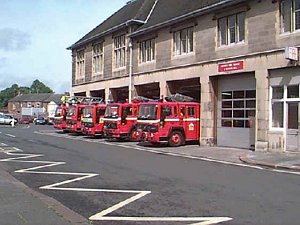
83,122,94,128
104,122,117,129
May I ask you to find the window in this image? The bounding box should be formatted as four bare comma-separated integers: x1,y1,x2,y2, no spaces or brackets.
218,12,245,46
161,106,172,117
187,107,195,117
287,85,299,98
114,34,126,68
140,38,155,63
271,86,284,128
221,90,256,128
270,85,300,129
281,0,300,33
93,43,103,75
173,27,193,55
76,50,85,78
272,102,284,128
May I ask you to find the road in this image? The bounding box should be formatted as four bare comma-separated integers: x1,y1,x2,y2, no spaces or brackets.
0,125,300,225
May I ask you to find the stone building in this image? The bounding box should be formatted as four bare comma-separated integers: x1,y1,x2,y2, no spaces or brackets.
68,0,300,152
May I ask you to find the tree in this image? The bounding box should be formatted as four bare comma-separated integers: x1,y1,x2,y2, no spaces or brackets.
30,79,53,94
0,80,53,109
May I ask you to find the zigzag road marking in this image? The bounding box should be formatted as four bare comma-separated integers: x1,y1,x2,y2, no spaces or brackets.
0,143,232,224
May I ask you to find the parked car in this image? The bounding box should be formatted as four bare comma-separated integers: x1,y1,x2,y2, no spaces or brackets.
19,117,30,124
0,114,18,125
34,117,47,125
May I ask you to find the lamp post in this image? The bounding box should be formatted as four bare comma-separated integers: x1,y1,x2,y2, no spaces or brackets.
128,38,133,103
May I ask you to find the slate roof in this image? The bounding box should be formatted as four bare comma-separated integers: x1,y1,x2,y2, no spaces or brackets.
68,0,157,49
69,0,245,50
131,0,244,36
8,93,64,105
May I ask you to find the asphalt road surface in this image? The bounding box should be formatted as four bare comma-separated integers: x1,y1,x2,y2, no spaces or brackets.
0,125,300,225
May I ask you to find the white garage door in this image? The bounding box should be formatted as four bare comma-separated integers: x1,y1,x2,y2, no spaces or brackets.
217,74,256,149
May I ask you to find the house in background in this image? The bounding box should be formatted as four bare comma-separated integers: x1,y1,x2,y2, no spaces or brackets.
7,93,63,118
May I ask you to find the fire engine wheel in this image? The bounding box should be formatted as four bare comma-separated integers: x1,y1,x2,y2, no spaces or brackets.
168,131,185,147
129,129,138,142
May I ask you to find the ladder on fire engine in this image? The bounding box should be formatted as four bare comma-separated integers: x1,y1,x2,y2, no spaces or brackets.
165,93,196,102
67,96,104,105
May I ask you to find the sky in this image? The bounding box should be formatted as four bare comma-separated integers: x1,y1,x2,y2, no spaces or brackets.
0,0,129,93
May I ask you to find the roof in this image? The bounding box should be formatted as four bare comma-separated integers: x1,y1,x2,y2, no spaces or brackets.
8,93,64,105
68,0,245,50
132,0,245,36
68,0,157,49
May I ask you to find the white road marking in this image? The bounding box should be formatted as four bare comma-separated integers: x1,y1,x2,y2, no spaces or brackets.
0,144,232,224
4,133,16,138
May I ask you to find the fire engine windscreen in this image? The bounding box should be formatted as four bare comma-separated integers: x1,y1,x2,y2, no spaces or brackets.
104,105,119,118
138,104,157,120
83,106,93,118
67,106,76,116
55,107,63,117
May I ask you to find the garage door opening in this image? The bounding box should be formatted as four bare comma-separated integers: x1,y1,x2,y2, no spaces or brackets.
135,83,160,100
90,89,105,102
167,78,201,102
109,86,129,102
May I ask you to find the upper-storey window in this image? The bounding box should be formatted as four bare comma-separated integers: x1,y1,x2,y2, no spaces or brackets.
114,34,126,68
140,38,155,63
93,42,103,75
76,50,85,78
281,0,300,33
218,12,245,46
173,27,193,56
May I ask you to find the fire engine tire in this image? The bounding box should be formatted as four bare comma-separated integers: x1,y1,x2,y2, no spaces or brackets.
129,129,138,142
168,130,185,147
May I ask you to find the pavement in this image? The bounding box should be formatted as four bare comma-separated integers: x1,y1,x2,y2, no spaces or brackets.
1,136,300,225
139,142,300,172
0,163,90,225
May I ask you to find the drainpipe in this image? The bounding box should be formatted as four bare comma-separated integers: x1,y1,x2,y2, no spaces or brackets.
128,38,133,103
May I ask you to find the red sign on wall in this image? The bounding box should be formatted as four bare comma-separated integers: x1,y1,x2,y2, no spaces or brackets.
218,61,244,73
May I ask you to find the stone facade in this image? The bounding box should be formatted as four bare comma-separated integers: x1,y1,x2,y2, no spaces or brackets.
70,0,300,152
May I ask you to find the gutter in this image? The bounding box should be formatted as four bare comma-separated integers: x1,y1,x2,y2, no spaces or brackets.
129,0,246,37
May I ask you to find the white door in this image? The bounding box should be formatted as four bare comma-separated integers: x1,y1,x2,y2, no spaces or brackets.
217,74,256,149
286,102,300,152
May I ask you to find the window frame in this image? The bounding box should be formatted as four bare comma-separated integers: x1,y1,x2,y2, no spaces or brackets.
139,38,155,63
269,84,300,131
76,49,85,79
280,0,300,33
220,89,256,128
113,34,126,69
92,42,104,75
218,12,245,46
173,27,194,56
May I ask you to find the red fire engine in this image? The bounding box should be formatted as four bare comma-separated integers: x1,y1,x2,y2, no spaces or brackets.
136,99,200,146
103,102,139,141
65,97,87,133
82,100,106,137
53,105,68,131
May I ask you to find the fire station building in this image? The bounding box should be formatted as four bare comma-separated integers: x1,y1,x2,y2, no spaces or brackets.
68,0,300,152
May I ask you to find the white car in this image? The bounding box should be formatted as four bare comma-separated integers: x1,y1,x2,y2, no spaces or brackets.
0,114,18,125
